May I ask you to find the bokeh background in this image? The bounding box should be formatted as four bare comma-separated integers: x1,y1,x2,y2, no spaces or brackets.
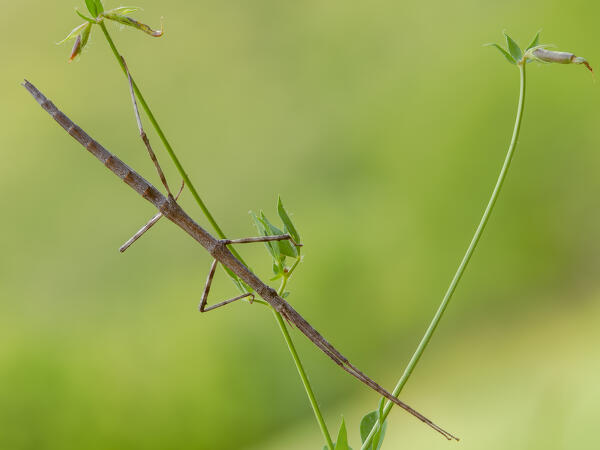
1,1,599,449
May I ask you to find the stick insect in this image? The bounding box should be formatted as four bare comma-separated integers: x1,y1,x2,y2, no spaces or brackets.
23,78,458,441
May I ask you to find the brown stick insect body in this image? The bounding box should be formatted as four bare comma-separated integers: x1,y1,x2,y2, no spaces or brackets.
23,80,457,441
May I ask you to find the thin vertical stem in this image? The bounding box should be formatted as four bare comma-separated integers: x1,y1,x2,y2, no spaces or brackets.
274,272,334,450
361,64,527,449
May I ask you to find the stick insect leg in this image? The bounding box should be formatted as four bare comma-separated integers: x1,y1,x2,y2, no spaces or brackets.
122,56,173,198
221,234,302,247
119,180,185,253
118,56,186,253
215,234,300,322
199,259,254,313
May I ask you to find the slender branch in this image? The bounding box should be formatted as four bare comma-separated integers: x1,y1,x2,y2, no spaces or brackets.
24,80,457,441
361,63,527,449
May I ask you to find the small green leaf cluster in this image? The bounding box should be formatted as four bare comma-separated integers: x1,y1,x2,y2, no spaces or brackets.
250,197,301,292
485,31,540,65
58,1,163,61
325,402,387,450
83,0,103,17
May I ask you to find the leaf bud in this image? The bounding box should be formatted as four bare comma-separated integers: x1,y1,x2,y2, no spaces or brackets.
102,10,164,37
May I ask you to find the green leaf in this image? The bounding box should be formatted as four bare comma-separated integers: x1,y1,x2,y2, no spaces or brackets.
484,43,516,65
75,9,96,23
57,22,89,44
360,411,387,450
526,30,541,50
281,291,291,298
250,211,278,260
80,21,92,48
270,262,284,281
94,0,104,14
223,265,249,294
372,426,385,450
85,0,98,16
278,240,298,258
277,196,301,244
104,6,141,16
259,213,284,261
360,412,377,443
334,418,351,450
261,212,297,259
102,13,164,37
260,212,284,234
272,262,282,276
249,211,266,235
503,32,523,62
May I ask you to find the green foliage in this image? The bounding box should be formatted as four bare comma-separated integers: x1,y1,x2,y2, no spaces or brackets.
106,7,142,15
58,2,163,60
504,32,523,62
261,212,298,258
223,265,251,295
484,43,516,64
83,0,104,17
84,0,98,17
250,197,302,283
329,418,351,450
57,22,89,44
277,196,301,244
75,9,95,23
359,409,387,450
526,30,541,51
102,8,164,37
485,31,533,65
484,31,524,65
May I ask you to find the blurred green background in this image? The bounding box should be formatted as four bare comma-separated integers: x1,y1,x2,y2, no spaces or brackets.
1,1,599,449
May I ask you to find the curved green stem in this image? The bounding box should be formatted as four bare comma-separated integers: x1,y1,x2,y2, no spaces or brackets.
98,23,333,449
361,64,526,449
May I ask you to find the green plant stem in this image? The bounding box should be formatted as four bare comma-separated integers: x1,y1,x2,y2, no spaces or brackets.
274,271,334,450
99,22,333,448
273,312,334,449
361,63,526,449
273,256,333,450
